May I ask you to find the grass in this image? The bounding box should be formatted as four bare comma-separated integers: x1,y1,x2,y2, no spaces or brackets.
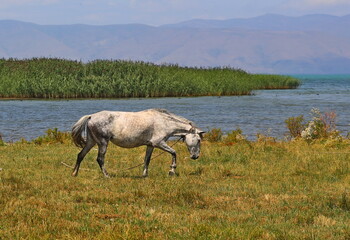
1,136,350,239
0,58,300,98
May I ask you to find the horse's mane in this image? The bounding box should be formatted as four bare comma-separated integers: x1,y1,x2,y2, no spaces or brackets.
150,108,195,127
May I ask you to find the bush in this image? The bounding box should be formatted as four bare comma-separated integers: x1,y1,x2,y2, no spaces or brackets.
32,128,71,145
204,128,223,142
223,128,247,145
0,133,4,146
285,109,340,141
256,133,276,143
301,108,339,140
285,115,306,138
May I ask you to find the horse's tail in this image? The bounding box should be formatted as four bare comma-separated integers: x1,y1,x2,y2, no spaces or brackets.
71,115,91,148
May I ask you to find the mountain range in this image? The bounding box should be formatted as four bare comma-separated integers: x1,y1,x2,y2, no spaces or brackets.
1,14,350,74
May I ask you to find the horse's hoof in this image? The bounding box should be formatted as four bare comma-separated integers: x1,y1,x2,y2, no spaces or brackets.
102,170,110,178
142,170,148,178
168,171,176,176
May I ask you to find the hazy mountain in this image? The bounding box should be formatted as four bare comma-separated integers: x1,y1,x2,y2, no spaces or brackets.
0,14,350,74
165,14,350,37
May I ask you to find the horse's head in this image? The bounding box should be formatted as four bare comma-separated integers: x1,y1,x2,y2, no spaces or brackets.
183,129,205,160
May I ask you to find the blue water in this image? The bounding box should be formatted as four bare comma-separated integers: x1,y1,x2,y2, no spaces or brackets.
0,75,349,142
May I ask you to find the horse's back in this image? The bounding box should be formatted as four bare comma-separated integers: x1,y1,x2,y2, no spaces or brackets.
88,110,159,148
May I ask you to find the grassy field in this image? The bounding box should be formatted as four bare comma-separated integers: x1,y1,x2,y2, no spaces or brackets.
1,136,350,239
0,58,300,98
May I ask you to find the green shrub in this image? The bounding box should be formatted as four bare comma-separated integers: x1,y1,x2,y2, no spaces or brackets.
301,108,339,141
223,128,247,145
32,128,71,145
205,128,223,142
285,109,341,141
285,109,340,142
256,132,276,143
0,133,4,146
285,115,306,138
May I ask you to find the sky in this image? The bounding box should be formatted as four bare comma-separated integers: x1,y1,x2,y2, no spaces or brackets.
0,0,349,26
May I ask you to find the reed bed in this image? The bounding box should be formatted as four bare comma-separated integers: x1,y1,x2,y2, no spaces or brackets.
0,58,300,98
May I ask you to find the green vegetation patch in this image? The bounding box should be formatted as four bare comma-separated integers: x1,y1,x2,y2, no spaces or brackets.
0,58,300,98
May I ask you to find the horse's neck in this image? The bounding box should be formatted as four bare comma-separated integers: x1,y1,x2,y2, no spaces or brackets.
156,111,193,135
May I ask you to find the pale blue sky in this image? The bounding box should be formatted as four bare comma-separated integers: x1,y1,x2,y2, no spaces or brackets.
0,0,349,25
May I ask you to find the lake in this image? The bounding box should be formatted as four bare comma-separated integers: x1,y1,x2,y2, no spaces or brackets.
0,75,349,142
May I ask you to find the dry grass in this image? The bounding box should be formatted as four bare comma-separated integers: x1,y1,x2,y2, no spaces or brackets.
1,139,350,239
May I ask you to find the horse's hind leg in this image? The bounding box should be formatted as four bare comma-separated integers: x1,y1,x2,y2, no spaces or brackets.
96,138,110,177
142,145,154,177
72,138,96,177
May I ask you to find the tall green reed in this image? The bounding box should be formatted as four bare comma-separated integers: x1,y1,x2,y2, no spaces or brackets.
0,58,300,98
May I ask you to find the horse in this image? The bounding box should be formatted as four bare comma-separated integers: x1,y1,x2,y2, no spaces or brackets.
71,108,205,177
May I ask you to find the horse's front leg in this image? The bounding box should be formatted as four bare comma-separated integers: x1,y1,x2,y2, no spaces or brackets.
169,152,177,176
96,138,109,177
142,145,154,177
157,141,177,176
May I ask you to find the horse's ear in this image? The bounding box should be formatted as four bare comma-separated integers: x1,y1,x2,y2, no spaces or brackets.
189,122,196,133
198,131,206,139
178,134,186,142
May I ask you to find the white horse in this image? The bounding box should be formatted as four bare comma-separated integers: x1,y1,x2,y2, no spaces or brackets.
71,109,204,177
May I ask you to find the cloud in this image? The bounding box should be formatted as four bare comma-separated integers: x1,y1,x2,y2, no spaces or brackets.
304,0,349,5
0,0,59,8
1,0,349,26
283,0,350,15
128,0,197,12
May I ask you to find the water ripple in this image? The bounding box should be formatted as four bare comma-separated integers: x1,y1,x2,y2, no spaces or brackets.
0,75,349,141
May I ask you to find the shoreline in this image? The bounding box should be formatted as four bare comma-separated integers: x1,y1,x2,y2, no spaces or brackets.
0,86,299,100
